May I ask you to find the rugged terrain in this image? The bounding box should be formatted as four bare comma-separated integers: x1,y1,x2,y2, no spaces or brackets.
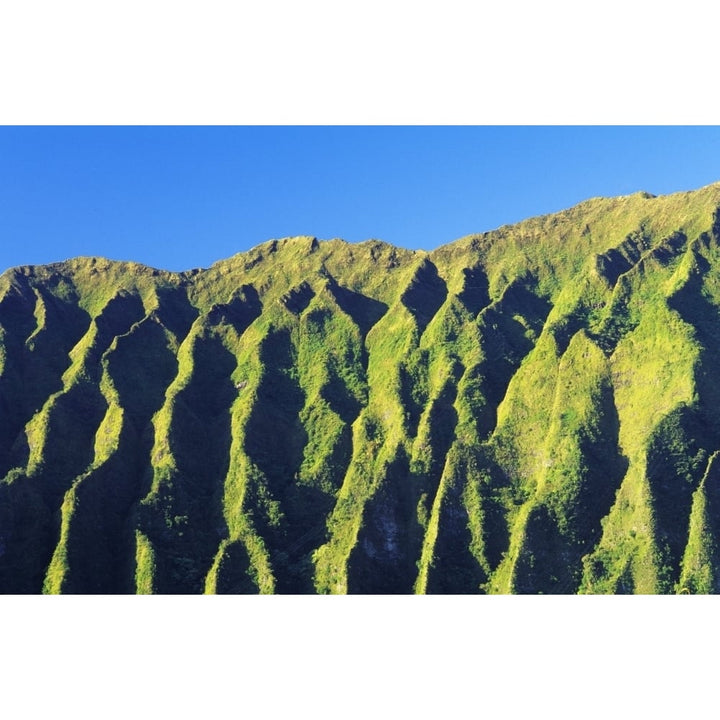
3,183,720,593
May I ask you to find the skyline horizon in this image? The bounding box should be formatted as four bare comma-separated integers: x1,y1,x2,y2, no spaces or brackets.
4,174,720,276
4,126,720,276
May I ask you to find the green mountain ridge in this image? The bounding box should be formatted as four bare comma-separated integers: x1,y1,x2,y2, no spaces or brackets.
3,181,720,593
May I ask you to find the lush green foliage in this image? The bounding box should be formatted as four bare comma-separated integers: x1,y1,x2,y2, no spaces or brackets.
3,183,720,593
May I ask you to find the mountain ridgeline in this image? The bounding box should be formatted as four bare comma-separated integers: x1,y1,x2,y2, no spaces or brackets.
4,184,720,594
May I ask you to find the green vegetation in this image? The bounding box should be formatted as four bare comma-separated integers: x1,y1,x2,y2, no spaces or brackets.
3,182,720,592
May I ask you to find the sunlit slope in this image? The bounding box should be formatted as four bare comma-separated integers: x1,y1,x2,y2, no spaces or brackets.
3,183,720,593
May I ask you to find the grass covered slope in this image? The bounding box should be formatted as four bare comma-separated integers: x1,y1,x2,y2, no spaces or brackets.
3,183,720,593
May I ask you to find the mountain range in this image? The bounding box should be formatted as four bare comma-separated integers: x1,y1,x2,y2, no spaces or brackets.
3,182,720,593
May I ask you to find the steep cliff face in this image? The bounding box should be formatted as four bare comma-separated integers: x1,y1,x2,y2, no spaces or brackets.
3,183,720,593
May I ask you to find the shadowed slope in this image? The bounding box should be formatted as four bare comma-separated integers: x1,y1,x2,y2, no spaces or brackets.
0,280,91,477
135,289,261,594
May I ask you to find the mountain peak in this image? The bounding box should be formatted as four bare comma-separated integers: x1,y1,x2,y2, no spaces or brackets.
3,181,720,593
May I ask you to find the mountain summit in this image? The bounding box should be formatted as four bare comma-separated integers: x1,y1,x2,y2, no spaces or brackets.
3,182,720,594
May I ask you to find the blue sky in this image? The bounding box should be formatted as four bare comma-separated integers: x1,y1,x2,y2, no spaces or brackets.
2,126,720,274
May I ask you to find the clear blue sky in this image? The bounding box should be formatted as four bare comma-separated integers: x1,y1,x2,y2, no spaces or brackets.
2,126,720,274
